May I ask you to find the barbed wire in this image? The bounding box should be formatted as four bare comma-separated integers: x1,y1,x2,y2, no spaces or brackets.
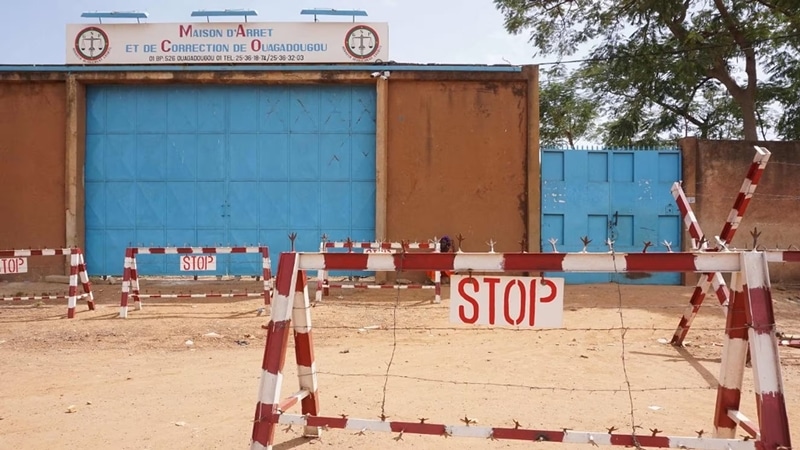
310,301,757,311
315,371,718,393
379,258,405,422
610,245,642,445
294,320,766,334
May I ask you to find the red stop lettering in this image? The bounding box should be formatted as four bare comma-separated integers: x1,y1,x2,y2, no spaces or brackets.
457,277,480,324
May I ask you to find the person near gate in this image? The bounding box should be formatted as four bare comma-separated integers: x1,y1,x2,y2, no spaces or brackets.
427,235,455,284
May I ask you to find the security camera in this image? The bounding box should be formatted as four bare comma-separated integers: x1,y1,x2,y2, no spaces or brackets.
370,71,381,77
380,71,391,80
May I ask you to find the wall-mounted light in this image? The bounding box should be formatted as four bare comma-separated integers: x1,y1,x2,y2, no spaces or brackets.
300,8,368,23
191,9,258,23
80,11,149,24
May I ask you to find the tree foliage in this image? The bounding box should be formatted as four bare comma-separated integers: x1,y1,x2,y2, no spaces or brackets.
495,0,800,144
539,66,599,148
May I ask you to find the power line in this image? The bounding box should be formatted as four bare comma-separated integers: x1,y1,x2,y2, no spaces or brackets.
532,31,800,67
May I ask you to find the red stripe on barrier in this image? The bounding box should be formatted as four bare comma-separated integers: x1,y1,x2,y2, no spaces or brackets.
324,253,370,270
783,251,800,262
388,421,447,436
294,332,314,368
252,402,278,446
714,386,742,431
748,285,775,335
306,415,347,429
758,392,792,447
262,321,291,374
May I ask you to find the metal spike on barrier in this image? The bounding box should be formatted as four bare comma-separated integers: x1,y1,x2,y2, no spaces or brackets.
344,237,353,253
662,240,673,252
642,241,653,253
714,236,730,252
487,239,496,253
750,227,762,249
456,233,465,253
288,233,297,252
548,238,558,253
580,236,591,253
518,238,527,253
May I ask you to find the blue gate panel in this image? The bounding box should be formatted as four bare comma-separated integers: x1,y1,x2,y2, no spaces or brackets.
541,152,564,181
86,84,377,276
541,148,682,285
658,153,680,182
587,152,608,182
290,134,320,180
228,135,259,181
136,89,166,132
197,135,225,180
259,134,289,180
350,182,375,233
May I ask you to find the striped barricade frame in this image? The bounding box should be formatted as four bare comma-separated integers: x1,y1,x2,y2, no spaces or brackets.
0,247,94,319
118,246,272,318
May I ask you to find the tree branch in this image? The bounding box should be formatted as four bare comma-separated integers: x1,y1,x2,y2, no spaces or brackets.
752,0,797,22
652,97,706,128
712,0,757,91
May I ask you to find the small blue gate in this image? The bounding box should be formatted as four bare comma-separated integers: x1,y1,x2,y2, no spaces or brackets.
541,148,682,284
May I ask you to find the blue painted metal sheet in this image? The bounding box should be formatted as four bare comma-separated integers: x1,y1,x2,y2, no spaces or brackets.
86,84,376,276
541,148,681,285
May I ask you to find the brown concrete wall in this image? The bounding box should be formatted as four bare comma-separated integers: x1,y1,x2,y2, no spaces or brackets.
0,82,67,279
386,80,528,278
680,137,800,283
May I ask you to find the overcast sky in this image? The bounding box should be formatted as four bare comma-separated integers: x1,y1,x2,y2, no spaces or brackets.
1,0,542,65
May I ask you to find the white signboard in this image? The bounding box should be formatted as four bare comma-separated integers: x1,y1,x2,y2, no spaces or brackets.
66,22,388,65
0,257,28,274
449,275,564,328
179,255,217,272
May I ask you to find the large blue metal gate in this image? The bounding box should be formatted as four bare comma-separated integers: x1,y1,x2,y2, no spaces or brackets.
85,84,376,276
541,148,682,284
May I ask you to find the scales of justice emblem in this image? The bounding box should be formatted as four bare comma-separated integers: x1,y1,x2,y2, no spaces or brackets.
344,25,380,60
74,27,110,62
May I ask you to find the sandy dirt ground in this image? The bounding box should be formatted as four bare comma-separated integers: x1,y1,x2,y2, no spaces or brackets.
1,276,800,450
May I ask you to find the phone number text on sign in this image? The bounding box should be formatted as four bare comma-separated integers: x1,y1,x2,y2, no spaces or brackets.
449,275,564,329
0,257,28,274
180,255,217,272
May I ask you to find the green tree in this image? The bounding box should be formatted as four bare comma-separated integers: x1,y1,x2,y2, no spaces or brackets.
495,0,800,142
539,66,599,148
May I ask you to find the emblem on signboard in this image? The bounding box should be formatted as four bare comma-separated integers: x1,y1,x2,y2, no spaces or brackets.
343,25,380,60
74,27,110,62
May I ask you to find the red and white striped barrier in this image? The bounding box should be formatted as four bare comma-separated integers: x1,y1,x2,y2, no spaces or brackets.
671,181,732,344
316,240,443,304
274,414,756,449
713,252,791,446
671,146,771,345
0,247,94,319
118,246,272,318
251,250,792,450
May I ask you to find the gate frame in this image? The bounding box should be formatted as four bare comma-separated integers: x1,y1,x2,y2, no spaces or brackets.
251,250,793,450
